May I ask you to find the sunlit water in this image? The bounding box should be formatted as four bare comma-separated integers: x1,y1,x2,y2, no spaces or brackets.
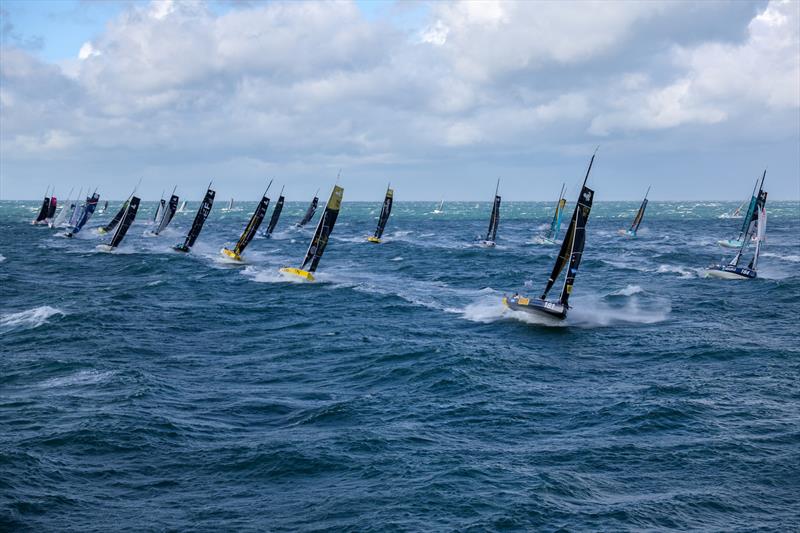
1,199,799,531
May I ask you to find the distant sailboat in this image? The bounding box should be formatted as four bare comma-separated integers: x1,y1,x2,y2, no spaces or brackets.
98,200,108,215
533,183,566,245
433,199,444,214
295,189,319,227
50,187,74,228
225,198,234,211
221,181,272,261
618,186,650,238
707,188,767,280
32,187,51,225
280,185,344,282
65,192,100,237
45,195,58,226
177,200,187,213
367,184,393,244
719,201,745,219
480,179,501,247
261,186,285,238
97,197,141,252
718,171,765,248
174,184,215,252
504,152,596,320
146,187,179,236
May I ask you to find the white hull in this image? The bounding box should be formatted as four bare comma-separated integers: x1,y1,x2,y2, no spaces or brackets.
95,244,115,253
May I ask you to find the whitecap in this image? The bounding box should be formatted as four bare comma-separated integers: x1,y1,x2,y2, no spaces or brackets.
610,284,645,297
39,369,113,389
0,306,65,333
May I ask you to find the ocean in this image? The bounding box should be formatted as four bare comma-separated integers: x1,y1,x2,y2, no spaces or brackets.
1,198,799,531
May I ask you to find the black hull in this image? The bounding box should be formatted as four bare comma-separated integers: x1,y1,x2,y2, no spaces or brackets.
503,296,567,320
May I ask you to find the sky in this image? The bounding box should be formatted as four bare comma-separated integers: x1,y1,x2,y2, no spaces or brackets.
1,0,798,201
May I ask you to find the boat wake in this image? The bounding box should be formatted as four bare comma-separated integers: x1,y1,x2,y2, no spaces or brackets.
0,306,66,334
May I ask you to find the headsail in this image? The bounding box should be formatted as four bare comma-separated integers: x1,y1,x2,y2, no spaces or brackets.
737,171,765,241
372,185,394,240
263,186,285,238
731,189,767,268
102,200,130,234
175,185,215,251
628,186,650,235
484,179,501,243
296,190,319,227
153,190,179,235
107,196,141,249
300,185,344,273
46,196,58,222
749,201,767,270
541,153,596,301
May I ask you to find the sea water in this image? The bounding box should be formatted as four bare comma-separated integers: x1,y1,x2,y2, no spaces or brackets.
1,200,799,531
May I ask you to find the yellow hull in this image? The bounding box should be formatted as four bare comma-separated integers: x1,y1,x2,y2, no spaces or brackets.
97,228,108,235
221,248,242,261
279,267,315,282
366,236,381,244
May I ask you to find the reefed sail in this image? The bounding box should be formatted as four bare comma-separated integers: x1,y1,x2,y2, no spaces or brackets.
295,190,319,227
99,196,140,251
504,152,597,320
280,185,343,281
174,185,215,252
481,180,501,247
367,185,393,243
222,182,272,261
619,186,650,237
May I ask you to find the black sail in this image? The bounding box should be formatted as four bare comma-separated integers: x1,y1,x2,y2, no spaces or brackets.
541,153,596,299
559,185,594,306
47,197,58,219
109,196,140,248
181,187,215,249
103,200,130,233
630,199,648,233
234,195,270,255
301,186,343,273
154,194,179,235
34,196,50,223
264,195,284,237
296,194,319,227
373,188,394,239
486,194,501,242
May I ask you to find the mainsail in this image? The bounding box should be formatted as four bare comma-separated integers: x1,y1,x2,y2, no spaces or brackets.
545,184,567,241
300,185,344,273
737,171,765,241
177,200,187,213
541,154,596,304
371,185,394,240
107,196,141,249
175,185,215,251
153,190,179,235
263,186,285,238
33,188,50,224
731,189,768,269
66,193,100,236
296,190,319,227
484,179,501,243
627,186,650,235
102,199,130,234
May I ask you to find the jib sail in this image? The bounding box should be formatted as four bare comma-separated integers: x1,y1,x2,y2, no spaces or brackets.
179,186,215,250
545,184,567,241
373,185,394,239
154,191,179,235
103,200,129,234
108,196,141,248
541,153,596,302
485,179,500,242
300,185,343,273
296,190,319,227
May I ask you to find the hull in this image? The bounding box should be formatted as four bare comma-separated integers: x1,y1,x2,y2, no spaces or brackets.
503,296,567,320
279,267,315,282
95,244,115,253
718,239,744,249
367,236,381,244
618,229,636,238
705,265,756,280
480,240,496,248
173,244,190,253
97,227,108,235
220,247,243,262
531,235,559,246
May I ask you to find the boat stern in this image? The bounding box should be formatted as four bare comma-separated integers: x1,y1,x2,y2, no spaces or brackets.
220,248,242,261
705,264,756,280
279,267,315,282
366,236,381,244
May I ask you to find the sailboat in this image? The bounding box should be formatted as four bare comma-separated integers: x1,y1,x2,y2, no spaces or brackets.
504,152,597,320
145,187,179,236
280,185,344,282
99,180,141,235
174,184,216,252
177,200,187,213
65,192,100,237
719,201,745,219
97,197,141,252
533,184,566,245
480,179,501,247
31,187,51,225
367,184,393,243
50,187,74,228
295,189,319,227
261,186,285,238
433,199,444,214
221,181,272,261
152,191,165,223
618,186,650,238
45,195,58,226
98,200,108,215
718,171,764,248
707,188,767,280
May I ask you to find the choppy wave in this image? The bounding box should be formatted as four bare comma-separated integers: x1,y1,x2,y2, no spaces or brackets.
0,306,65,333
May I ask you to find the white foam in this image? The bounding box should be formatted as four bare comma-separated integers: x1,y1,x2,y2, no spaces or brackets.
610,284,644,296
39,369,113,389
762,252,800,263
655,264,700,279
0,254,5,262
391,256,404,261
0,306,65,333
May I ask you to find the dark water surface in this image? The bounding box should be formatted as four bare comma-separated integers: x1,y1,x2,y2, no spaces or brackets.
1,199,799,531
